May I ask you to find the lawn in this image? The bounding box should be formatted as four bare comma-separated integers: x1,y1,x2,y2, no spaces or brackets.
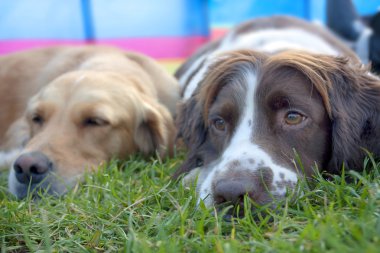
0,153,379,252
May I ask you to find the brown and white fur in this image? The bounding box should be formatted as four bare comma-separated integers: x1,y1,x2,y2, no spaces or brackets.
174,16,380,211
0,45,179,199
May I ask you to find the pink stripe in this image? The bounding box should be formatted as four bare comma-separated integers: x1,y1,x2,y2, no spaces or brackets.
211,28,229,41
0,36,209,59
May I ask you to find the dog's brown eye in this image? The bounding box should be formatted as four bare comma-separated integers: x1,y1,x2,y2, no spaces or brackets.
213,118,226,132
285,111,305,125
83,117,109,127
32,114,44,125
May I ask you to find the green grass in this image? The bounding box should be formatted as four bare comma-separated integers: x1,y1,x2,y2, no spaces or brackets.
0,154,379,252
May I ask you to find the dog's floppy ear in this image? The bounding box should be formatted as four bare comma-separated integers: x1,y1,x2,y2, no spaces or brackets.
173,91,208,178
124,51,180,116
176,93,206,151
324,60,380,173
134,95,176,158
277,52,380,173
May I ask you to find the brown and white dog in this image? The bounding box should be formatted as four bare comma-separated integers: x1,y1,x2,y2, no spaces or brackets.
0,46,179,198
174,16,380,211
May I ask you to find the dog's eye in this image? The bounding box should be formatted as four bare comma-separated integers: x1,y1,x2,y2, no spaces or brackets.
83,117,109,127
213,118,226,132
285,111,305,125
32,114,44,125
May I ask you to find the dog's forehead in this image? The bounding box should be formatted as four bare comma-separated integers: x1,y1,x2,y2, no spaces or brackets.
37,73,116,103
28,73,136,126
209,80,247,116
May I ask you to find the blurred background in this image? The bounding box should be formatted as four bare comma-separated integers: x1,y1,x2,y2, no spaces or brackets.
0,0,379,71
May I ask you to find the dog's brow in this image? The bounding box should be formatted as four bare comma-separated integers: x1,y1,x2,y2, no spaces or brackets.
28,101,54,115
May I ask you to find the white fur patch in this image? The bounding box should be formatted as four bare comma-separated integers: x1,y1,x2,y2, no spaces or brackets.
182,28,340,100
228,28,339,55
179,55,206,89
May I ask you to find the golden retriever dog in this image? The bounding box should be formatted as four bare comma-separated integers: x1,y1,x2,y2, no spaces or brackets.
0,46,179,198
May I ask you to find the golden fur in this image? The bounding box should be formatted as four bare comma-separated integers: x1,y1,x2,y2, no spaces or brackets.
0,45,179,198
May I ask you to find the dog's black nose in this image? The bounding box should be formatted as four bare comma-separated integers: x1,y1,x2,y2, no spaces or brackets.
214,179,256,205
13,152,52,184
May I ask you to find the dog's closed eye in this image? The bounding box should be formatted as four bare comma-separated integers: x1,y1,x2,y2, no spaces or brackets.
82,117,109,127
31,114,44,125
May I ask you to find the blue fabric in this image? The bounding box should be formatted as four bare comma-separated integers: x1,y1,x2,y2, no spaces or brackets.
91,0,209,38
0,0,209,39
0,0,378,40
210,0,312,26
209,0,380,27
0,0,84,39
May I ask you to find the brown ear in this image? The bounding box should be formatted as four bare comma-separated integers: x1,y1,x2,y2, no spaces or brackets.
324,60,380,173
134,96,175,158
176,93,206,150
272,52,380,173
173,91,209,178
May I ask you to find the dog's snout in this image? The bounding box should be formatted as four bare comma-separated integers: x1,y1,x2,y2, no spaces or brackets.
214,179,255,205
13,152,52,184
212,166,274,209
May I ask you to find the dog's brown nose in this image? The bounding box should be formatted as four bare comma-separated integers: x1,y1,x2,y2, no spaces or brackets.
214,179,256,205
13,152,52,184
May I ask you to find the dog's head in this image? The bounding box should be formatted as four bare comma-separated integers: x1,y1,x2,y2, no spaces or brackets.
8,70,175,198
174,50,380,213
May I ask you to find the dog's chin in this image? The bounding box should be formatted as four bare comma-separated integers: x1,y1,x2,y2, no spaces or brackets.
8,169,79,199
